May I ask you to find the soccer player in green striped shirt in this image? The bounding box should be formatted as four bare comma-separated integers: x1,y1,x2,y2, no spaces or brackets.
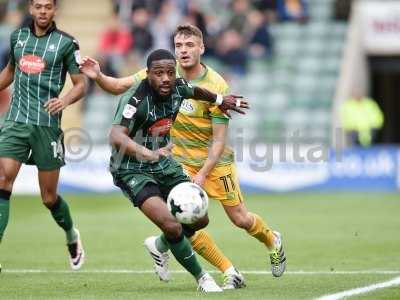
0,0,86,271
109,49,247,292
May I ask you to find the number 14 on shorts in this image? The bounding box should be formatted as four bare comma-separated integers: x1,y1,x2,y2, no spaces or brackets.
51,140,64,160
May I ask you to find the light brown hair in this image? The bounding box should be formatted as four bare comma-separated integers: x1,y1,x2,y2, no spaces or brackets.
174,24,203,41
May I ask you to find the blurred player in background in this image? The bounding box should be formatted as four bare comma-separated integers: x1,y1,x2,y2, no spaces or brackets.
80,24,286,288
108,48,247,292
0,0,86,270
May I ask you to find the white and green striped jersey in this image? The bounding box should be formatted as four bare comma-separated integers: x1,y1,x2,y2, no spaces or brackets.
6,21,80,128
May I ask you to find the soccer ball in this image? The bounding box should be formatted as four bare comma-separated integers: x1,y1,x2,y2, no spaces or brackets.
167,182,208,224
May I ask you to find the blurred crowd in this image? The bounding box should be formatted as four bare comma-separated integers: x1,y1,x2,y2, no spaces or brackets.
0,0,353,98
99,0,310,78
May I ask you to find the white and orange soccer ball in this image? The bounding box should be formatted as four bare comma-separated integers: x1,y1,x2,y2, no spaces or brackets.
167,182,208,224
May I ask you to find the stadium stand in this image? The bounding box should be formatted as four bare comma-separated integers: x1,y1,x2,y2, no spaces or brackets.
0,0,347,146
228,0,347,144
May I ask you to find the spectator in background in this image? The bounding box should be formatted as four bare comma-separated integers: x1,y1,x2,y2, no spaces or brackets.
112,0,134,24
216,29,248,75
98,14,133,72
334,0,354,21
246,9,273,58
99,14,133,56
340,94,384,147
112,0,163,20
150,0,181,50
131,8,153,55
252,0,278,22
131,0,163,15
181,1,216,56
276,0,308,23
228,0,251,34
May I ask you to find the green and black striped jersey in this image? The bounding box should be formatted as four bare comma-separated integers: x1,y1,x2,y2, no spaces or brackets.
6,21,81,128
110,78,194,174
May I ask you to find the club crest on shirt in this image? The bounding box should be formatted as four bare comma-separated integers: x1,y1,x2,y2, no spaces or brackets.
128,178,137,188
148,118,172,136
48,44,56,52
123,104,137,118
19,55,46,74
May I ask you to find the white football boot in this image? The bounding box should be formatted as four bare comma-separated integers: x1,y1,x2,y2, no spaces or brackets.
68,229,85,270
144,236,171,282
197,272,223,292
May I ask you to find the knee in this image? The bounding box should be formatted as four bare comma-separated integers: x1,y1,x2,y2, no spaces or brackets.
161,220,182,240
41,191,58,209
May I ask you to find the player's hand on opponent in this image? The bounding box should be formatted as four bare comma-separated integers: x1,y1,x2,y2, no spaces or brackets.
44,98,67,114
152,143,174,161
219,95,249,118
192,171,207,187
79,56,101,79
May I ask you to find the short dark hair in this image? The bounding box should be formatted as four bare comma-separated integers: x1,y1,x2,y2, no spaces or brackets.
30,0,57,5
173,24,203,41
146,49,176,69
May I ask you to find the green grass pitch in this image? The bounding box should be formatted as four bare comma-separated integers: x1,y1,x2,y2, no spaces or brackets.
1,193,400,299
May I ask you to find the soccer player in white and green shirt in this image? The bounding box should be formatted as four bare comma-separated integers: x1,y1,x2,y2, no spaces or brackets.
0,0,86,271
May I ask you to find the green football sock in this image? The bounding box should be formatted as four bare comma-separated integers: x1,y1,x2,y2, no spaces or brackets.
155,234,170,253
163,233,204,280
50,196,77,244
0,190,11,243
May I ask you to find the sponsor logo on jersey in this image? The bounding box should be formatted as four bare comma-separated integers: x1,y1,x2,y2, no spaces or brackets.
148,118,172,136
19,55,46,74
131,96,140,105
180,100,195,114
123,104,137,118
16,40,26,48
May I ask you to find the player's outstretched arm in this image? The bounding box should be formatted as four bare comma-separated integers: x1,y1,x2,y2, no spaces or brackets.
0,62,15,91
109,125,173,163
79,56,134,95
192,86,249,118
44,73,86,114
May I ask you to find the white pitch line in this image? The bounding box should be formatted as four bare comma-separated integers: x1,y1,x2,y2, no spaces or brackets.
2,269,400,275
316,276,400,300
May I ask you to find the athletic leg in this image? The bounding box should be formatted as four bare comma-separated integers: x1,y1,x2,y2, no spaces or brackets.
180,164,244,287
38,169,84,270
141,195,222,291
223,201,286,277
0,158,21,242
140,195,204,279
